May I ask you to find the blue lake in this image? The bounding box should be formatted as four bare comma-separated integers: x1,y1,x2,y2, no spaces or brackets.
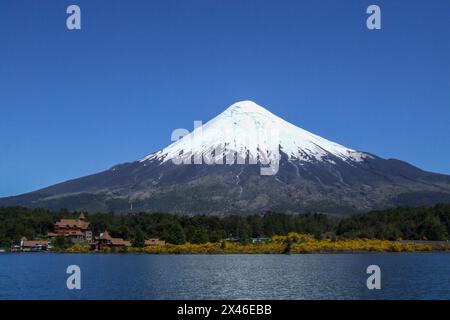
0,253,448,300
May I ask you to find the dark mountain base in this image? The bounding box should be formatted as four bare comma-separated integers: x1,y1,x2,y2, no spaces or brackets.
2,152,450,216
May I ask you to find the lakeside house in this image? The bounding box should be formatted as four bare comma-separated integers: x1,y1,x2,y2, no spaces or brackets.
94,232,166,250
10,214,166,252
48,212,93,243
96,230,132,250
19,238,49,252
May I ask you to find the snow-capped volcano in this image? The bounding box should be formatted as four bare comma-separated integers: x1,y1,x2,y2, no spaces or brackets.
2,100,450,215
142,101,369,173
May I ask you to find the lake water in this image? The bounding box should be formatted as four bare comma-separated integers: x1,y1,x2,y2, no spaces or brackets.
0,253,448,300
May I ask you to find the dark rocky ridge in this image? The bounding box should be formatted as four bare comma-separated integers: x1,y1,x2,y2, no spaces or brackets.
2,150,450,215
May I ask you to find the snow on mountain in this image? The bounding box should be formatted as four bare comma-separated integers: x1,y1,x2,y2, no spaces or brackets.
140,100,370,166
2,100,450,215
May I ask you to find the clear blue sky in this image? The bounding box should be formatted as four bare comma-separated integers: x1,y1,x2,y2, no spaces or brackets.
1,0,450,197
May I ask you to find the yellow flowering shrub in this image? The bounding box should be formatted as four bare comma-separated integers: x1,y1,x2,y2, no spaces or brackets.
65,244,91,253
62,232,450,254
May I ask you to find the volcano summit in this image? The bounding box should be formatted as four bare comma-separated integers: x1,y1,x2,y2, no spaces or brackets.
2,101,450,215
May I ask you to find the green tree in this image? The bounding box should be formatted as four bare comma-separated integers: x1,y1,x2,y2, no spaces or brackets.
166,224,186,245
132,229,145,247
190,228,209,244
53,235,71,250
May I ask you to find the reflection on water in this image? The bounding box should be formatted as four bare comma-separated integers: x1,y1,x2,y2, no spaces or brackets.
0,253,448,299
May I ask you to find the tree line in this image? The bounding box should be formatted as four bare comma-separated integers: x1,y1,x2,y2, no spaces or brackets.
0,204,449,247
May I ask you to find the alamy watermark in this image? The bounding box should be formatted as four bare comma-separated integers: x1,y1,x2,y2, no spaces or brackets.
366,265,381,290
66,5,81,30
66,265,81,290
169,120,280,176
65,4,380,31
367,5,381,30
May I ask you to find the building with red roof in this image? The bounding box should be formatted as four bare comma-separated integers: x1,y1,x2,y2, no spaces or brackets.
48,212,93,243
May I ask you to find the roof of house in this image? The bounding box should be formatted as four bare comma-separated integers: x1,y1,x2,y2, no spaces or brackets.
110,238,131,247
99,230,113,241
98,230,131,246
55,219,90,229
66,230,84,236
22,240,48,247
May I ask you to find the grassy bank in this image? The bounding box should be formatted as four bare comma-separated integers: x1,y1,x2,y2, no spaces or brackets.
64,233,450,254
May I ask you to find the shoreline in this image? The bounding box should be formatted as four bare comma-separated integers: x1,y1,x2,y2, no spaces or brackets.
2,250,449,255
3,238,449,254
